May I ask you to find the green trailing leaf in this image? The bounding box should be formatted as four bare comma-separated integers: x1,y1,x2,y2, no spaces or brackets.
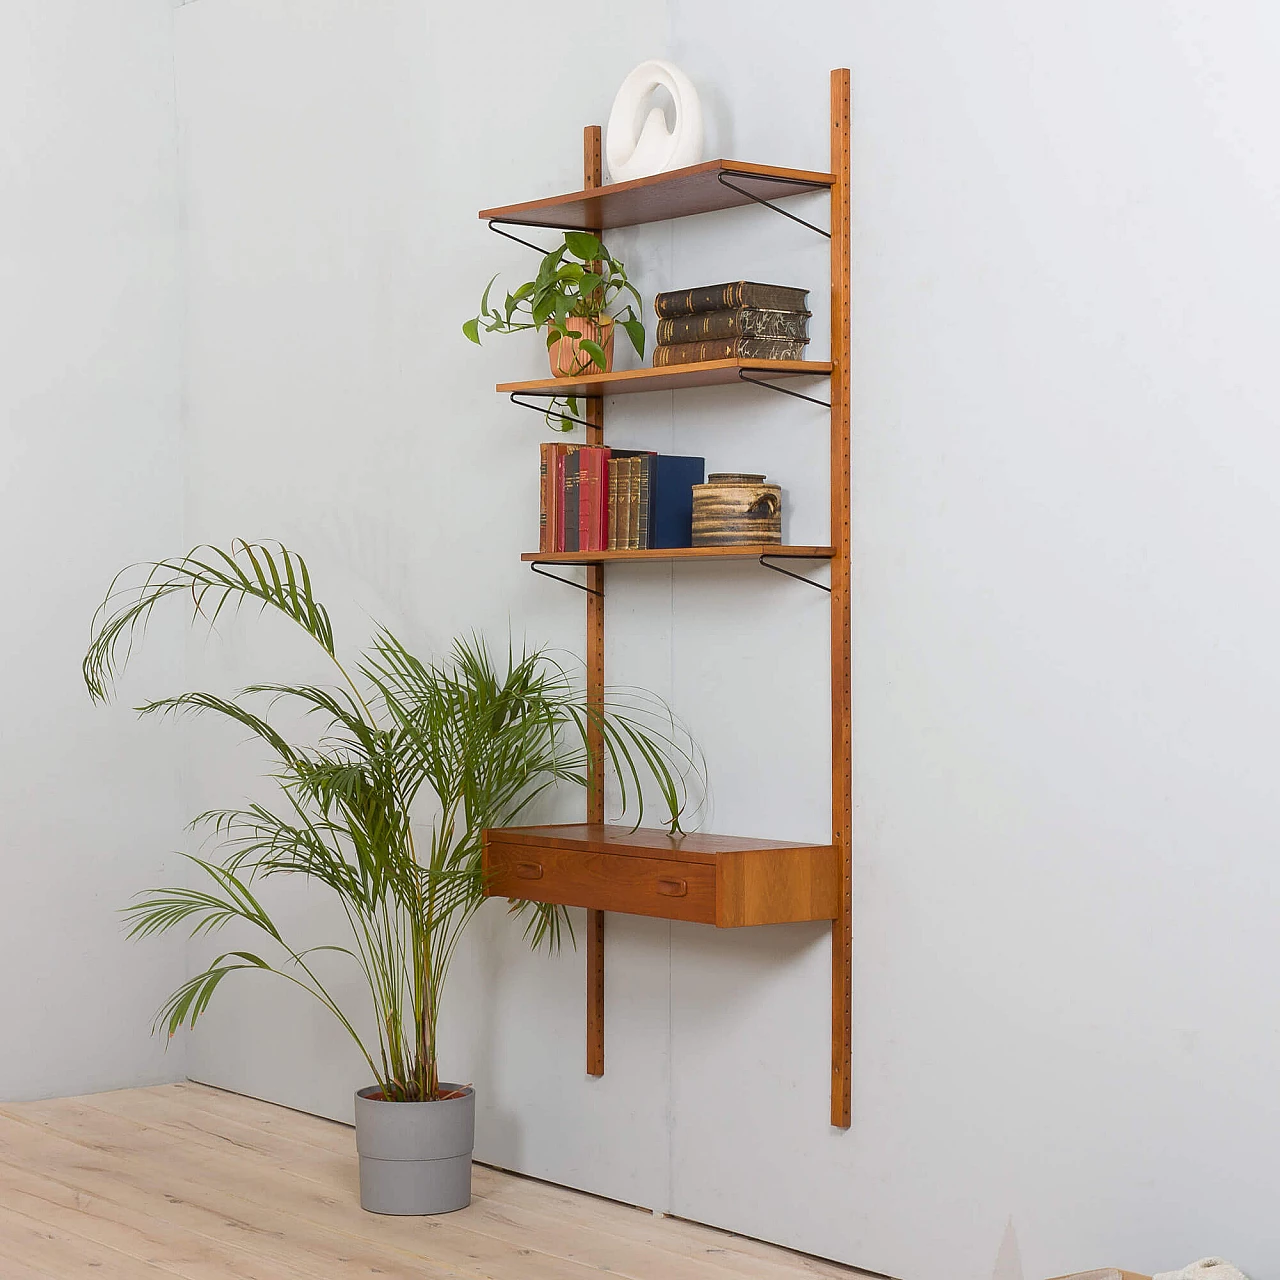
462,231,647,433
619,313,646,359
90,542,703,1102
530,294,553,329
563,231,602,260
577,338,607,371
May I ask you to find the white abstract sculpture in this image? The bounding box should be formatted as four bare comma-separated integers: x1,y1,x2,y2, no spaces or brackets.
605,60,704,184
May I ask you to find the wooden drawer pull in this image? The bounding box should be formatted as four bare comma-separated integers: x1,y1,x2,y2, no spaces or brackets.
514,862,544,880
656,877,687,898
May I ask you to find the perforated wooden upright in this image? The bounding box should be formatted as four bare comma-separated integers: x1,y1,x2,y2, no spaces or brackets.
480,69,854,1128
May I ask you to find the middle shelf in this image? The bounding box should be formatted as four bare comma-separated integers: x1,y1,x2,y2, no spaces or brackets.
498,357,832,398
523,544,833,566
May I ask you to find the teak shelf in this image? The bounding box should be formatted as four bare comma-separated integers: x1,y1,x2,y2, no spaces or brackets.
522,544,833,566
480,159,833,231
497,358,832,399
478,69,853,1128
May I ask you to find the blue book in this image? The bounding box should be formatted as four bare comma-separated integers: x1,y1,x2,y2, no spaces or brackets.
648,453,705,549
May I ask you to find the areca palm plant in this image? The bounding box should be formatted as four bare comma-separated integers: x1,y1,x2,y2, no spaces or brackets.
84,541,696,1103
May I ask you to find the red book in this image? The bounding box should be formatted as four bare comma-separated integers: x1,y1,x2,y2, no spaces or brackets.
594,447,612,550
582,447,599,553
555,446,567,552
548,443,565,554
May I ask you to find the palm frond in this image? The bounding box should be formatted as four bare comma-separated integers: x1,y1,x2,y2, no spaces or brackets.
153,952,273,1039
123,855,284,942
91,541,703,1101
138,692,299,766
84,541,334,703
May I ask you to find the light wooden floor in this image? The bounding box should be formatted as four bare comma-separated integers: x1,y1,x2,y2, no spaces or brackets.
0,1082,875,1279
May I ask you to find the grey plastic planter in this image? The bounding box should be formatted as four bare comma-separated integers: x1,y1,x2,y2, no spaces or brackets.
353,1084,475,1215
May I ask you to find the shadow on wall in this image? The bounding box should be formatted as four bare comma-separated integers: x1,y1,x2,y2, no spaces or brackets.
993,1219,1023,1280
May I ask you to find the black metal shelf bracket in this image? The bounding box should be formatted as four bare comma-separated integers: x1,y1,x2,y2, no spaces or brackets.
716,171,832,238
759,555,832,593
487,219,561,255
510,392,601,430
530,562,603,596
737,368,832,408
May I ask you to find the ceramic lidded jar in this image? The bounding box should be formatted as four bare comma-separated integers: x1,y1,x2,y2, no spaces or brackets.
691,473,782,546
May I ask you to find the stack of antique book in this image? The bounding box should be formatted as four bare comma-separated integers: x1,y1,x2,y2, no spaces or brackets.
539,445,704,553
651,281,810,367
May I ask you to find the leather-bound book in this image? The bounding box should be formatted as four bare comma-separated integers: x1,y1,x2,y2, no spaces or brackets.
627,457,643,550
582,447,611,553
636,456,652,549
607,456,620,551
602,451,652,552
539,443,551,553
615,457,631,552
654,282,809,319
656,308,811,345
652,337,807,367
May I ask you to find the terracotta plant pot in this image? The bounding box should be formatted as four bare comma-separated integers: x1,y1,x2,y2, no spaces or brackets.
548,316,615,377
353,1084,475,1216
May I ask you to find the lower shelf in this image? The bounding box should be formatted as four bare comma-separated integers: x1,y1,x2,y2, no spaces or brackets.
481,823,837,928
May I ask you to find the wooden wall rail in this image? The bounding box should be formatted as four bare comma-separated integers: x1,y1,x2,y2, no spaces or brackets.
829,66,854,1129
583,123,607,1080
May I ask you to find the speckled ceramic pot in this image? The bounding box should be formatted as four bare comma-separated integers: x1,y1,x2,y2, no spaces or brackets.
692,472,782,546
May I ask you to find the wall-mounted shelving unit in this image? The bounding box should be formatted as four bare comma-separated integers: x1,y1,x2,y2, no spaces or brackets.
480,69,853,1128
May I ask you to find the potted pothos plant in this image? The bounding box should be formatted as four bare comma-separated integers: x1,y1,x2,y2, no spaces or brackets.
83,540,696,1216
464,231,645,431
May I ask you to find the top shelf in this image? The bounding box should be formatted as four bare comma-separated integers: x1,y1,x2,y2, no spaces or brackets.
478,159,834,232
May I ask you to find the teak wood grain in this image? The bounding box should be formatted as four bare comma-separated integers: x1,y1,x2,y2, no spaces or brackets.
583,124,607,1079
486,823,822,862
522,544,833,566
482,825,838,928
486,844,719,925
479,159,834,231
829,67,854,1128
498,358,832,398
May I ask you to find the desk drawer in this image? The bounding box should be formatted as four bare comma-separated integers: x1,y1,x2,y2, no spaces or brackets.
484,843,717,925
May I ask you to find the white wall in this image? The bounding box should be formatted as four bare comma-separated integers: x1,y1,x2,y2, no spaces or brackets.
173,3,1280,1279
663,4,1280,1278
0,1,186,1099
171,0,678,1197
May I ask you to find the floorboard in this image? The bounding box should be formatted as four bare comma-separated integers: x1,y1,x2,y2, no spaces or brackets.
0,1084,876,1280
